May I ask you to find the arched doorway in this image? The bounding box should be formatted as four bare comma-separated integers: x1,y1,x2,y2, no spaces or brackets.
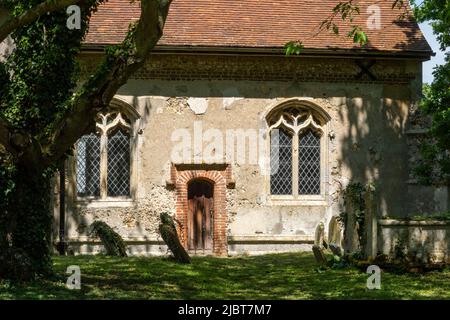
172,164,230,256
187,179,214,253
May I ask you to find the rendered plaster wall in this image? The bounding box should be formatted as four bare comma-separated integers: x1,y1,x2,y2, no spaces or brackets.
57,54,440,255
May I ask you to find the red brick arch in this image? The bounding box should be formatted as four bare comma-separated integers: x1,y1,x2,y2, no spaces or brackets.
172,165,231,256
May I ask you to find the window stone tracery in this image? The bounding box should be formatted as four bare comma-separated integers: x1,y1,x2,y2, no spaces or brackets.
76,111,132,199
267,104,327,198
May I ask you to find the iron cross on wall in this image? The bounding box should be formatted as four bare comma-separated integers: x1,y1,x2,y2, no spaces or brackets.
354,60,377,81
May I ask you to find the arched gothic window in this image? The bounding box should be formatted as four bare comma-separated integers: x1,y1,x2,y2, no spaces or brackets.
267,104,326,197
76,111,131,198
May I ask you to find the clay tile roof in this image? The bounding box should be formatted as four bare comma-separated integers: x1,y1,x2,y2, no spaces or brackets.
84,0,432,55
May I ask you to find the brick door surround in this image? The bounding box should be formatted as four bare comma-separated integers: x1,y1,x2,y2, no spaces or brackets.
170,164,233,256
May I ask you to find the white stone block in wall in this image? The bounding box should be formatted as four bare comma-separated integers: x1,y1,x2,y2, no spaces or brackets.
187,98,208,115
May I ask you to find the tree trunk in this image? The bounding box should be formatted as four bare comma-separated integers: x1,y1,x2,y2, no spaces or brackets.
7,167,53,278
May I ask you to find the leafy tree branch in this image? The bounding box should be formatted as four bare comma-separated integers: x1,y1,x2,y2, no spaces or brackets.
0,0,82,43
44,0,172,166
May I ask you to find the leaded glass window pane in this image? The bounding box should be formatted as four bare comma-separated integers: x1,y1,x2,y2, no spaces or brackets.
76,133,101,197
298,129,321,195
107,128,130,197
270,128,293,195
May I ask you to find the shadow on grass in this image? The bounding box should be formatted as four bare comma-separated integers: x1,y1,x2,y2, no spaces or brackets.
1,253,449,299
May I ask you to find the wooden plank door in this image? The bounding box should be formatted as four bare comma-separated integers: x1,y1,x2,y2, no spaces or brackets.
188,195,213,251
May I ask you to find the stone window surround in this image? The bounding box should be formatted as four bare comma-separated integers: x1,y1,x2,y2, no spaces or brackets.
70,97,141,209
262,98,331,206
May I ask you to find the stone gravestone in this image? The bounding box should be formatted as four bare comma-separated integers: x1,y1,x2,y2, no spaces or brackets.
328,216,343,247
343,199,360,254
314,222,325,248
329,243,342,257
312,245,328,266
159,212,191,264
364,184,378,260
328,216,343,256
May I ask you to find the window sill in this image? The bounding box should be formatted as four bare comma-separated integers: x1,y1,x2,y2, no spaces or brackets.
76,198,135,209
266,195,327,206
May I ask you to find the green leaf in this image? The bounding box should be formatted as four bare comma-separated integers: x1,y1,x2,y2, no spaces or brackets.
333,24,339,35
284,41,304,56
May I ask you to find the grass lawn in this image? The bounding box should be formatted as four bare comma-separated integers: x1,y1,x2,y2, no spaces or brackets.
1,252,450,299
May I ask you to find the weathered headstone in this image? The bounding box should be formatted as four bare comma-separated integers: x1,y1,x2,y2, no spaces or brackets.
312,245,328,266
89,221,128,257
364,184,378,260
329,243,343,257
328,216,343,247
159,212,191,264
314,222,325,249
343,199,360,254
